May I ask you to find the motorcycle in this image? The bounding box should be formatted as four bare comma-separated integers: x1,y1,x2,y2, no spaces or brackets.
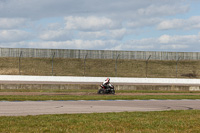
98,83,115,94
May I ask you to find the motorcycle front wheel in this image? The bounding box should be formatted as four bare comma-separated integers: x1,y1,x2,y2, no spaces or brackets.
110,89,115,94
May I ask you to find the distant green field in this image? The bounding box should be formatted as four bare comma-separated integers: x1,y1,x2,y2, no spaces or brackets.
0,110,200,133
0,57,199,78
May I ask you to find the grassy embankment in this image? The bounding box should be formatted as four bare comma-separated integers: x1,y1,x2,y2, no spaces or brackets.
0,110,200,132
0,57,199,78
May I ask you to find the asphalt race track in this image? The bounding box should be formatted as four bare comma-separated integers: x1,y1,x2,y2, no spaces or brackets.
1,100,200,116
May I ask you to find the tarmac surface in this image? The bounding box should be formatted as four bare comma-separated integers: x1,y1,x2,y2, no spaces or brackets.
0,100,200,116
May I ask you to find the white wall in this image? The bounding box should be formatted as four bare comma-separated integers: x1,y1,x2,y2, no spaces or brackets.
0,75,200,85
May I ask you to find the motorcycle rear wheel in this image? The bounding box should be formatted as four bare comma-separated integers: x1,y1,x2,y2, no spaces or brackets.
98,89,104,94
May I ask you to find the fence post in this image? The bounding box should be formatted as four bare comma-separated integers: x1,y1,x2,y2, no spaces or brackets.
115,54,120,77
176,57,181,78
52,52,55,76
19,51,22,75
84,53,88,76
146,55,151,78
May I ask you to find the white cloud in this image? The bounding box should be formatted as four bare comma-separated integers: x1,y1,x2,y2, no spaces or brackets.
120,38,156,50
137,4,189,17
160,44,188,50
157,16,200,30
0,30,32,42
0,18,27,29
39,30,72,41
65,16,121,31
159,35,171,43
109,29,127,40
116,33,200,51
159,34,199,44
0,0,188,19
78,29,127,40
0,0,199,52
1,33,200,51
78,31,106,40
45,23,63,30
3,40,119,50
126,18,162,28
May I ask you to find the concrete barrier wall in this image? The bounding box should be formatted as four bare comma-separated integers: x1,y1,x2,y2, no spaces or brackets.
0,75,200,91
1,75,200,85
0,84,199,91
1,48,200,60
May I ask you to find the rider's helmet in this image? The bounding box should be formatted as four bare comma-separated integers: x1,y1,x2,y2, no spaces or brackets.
106,78,110,82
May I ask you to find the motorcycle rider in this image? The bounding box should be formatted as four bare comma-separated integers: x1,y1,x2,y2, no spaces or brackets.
98,77,115,94
102,78,111,91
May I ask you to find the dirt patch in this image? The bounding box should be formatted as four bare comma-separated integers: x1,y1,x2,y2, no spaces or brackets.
0,92,200,96
0,92,95,96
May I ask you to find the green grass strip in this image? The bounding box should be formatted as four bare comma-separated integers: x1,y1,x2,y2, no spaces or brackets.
1,89,200,93
0,110,200,132
1,95,200,101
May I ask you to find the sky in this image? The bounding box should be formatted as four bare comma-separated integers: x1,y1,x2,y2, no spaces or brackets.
0,0,200,52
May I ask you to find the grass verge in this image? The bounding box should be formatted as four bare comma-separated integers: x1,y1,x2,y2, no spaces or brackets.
0,110,200,132
1,89,200,101
1,89,200,93
1,95,200,101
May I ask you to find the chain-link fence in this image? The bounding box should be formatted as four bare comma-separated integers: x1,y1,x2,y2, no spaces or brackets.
0,55,199,78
